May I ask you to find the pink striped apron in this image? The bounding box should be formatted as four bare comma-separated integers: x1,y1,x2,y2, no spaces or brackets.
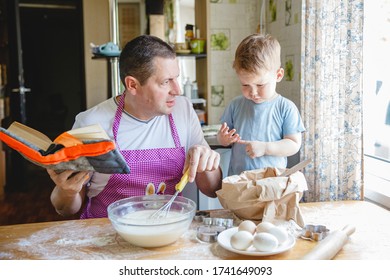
80,93,185,218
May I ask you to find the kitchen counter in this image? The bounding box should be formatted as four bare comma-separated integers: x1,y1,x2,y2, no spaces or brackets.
0,201,389,260
205,135,226,150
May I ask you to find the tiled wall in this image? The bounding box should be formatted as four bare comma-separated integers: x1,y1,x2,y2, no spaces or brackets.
265,0,302,166
208,0,302,124
266,0,302,110
208,0,261,124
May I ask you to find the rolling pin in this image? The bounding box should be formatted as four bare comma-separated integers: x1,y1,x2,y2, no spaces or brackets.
300,225,356,260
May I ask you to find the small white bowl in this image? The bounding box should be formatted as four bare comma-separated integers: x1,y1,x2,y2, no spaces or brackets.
107,195,196,248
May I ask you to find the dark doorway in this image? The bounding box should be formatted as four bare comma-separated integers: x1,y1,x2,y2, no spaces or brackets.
20,1,85,138
1,0,85,191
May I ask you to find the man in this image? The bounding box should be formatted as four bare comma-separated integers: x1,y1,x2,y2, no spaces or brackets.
48,35,222,218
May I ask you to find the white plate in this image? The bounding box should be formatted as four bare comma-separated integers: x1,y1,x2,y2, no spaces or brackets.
217,227,296,256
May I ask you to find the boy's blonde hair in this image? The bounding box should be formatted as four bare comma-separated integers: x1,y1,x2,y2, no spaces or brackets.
233,34,281,74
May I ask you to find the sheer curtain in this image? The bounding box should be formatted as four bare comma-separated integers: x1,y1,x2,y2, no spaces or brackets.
300,0,364,202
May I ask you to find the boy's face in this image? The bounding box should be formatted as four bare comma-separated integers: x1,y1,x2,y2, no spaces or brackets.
237,68,284,103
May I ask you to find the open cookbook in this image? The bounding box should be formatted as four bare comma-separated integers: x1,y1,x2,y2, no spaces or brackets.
0,121,130,174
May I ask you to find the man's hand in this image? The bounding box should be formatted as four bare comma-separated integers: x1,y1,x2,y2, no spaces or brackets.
47,169,90,216
184,145,220,182
47,169,89,196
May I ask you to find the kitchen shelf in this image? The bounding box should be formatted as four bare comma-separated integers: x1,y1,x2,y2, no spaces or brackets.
194,0,210,124
191,98,206,106
92,53,205,59
176,53,206,59
91,54,120,59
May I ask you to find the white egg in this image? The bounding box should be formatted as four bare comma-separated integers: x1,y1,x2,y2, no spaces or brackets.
230,230,254,250
238,220,257,234
267,226,288,245
256,221,275,233
253,232,278,252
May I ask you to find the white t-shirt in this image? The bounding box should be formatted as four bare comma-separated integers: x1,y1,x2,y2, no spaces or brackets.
73,95,207,197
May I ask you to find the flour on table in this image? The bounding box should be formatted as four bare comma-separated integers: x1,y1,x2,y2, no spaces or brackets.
1,220,224,260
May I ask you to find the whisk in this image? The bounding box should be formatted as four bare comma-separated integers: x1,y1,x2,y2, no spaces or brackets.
149,168,190,219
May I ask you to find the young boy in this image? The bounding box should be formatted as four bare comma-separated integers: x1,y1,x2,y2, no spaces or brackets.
217,34,305,176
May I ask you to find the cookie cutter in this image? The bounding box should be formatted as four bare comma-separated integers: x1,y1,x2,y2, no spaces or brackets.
300,224,330,241
196,217,234,243
193,211,210,222
196,225,225,242
202,217,234,228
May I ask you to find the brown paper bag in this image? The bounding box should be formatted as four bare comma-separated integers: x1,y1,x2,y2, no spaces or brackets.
216,167,308,227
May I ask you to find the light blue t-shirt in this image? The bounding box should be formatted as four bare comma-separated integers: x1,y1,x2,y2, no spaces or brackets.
220,94,305,176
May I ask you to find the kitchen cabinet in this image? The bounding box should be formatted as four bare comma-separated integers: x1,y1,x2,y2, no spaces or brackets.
194,0,210,124
95,0,211,122
174,0,209,124
197,147,230,210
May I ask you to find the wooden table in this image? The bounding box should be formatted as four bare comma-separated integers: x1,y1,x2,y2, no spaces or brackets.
0,201,389,260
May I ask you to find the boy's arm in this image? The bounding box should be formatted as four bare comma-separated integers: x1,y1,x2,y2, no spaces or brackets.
238,133,302,158
265,133,302,156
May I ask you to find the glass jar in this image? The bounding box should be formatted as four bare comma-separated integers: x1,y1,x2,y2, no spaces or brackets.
185,24,194,48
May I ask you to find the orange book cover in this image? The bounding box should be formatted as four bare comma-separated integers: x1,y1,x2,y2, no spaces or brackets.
0,122,130,174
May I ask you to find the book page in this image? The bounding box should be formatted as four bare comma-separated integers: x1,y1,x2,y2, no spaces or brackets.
7,122,52,151
67,124,110,141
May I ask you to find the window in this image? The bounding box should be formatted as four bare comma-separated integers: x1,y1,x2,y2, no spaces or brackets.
363,0,390,209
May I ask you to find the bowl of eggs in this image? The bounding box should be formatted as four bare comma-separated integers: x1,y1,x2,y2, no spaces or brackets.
107,195,196,248
217,220,295,256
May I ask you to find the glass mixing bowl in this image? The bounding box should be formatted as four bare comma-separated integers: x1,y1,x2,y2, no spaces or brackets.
107,195,196,248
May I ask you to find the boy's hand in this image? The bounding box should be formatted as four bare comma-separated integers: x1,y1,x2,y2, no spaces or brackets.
217,122,241,146
237,140,267,158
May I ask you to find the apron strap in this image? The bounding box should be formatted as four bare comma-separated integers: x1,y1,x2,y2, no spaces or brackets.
168,114,181,148
112,93,126,143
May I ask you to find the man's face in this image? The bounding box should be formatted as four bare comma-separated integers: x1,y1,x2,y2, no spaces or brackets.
136,57,181,119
